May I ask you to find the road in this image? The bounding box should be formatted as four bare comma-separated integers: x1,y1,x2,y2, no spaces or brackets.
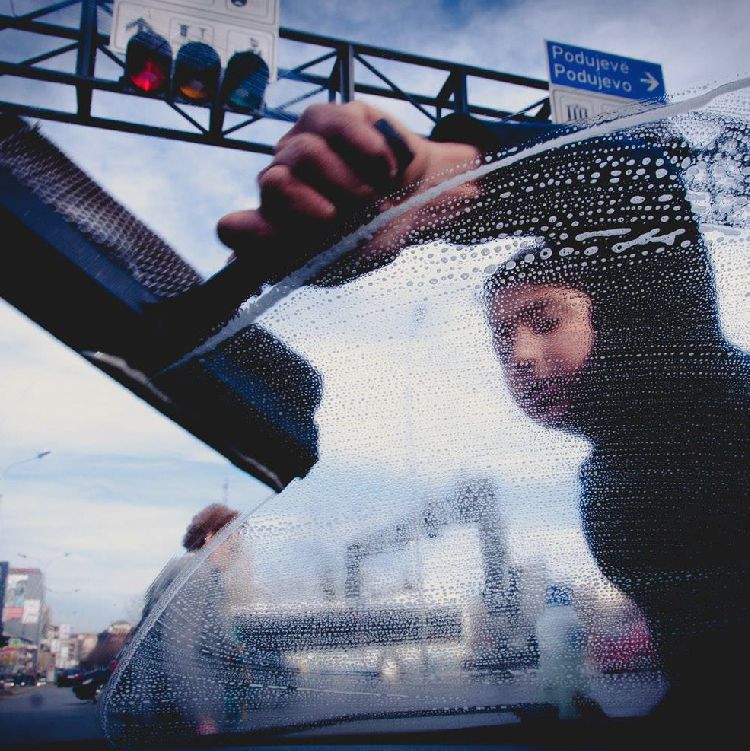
0,669,667,747
0,685,104,746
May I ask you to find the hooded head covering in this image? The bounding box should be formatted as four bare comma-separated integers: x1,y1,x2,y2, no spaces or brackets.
479,122,738,440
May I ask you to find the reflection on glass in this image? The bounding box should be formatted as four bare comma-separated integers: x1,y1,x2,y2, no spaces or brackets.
102,86,749,745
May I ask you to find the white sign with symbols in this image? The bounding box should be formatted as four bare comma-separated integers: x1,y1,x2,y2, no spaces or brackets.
545,40,665,124
549,87,633,124
21,598,40,625
111,0,279,78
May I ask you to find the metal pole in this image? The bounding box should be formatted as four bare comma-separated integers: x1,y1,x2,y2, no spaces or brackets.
75,0,98,120
208,101,226,140
453,69,468,114
337,43,354,103
32,571,45,677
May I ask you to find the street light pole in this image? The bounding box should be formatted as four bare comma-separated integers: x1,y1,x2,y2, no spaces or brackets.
0,451,51,480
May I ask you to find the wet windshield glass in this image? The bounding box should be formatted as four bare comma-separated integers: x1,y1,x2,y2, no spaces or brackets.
99,82,749,745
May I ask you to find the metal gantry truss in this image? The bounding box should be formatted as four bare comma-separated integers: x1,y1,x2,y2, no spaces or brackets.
0,0,551,154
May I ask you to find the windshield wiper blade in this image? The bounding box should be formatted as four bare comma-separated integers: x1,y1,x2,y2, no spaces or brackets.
160,701,558,749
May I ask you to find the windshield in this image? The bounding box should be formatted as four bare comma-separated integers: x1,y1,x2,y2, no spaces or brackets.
82,83,749,745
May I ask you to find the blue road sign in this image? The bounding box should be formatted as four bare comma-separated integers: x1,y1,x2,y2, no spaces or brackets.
546,40,665,101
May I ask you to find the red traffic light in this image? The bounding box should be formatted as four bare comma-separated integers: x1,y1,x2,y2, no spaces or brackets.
174,42,221,102
125,30,172,94
221,50,269,113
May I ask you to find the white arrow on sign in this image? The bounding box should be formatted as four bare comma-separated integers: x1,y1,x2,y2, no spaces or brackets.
640,71,659,92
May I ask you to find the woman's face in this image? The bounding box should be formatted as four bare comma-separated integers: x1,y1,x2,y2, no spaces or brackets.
487,283,595,427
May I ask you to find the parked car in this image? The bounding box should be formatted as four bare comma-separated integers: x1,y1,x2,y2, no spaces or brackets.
55,667,83,687
14,672,37,687
72,667,112,703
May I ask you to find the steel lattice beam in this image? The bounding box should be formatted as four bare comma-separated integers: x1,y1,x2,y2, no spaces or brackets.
0,0,550,154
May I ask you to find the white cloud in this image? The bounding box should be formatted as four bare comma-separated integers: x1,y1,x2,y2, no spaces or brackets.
0,468,273,631
0,300,225,461
12,0,748,277
2,493,186,631
283,0,749,93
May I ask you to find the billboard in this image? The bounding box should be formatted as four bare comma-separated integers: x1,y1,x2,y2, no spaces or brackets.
2,569,44,643
4,573,28,621
21,599,41,625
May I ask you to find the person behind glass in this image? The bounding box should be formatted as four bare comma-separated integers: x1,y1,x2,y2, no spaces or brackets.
182,503,247,734
481,166,750,724
141,502,241,621
438,122,750,723
138,502,243,736
215,103,749,725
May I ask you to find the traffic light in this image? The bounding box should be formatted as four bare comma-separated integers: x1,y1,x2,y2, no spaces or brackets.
124,29,172,95
122,32,270,112
221,50,269,113
173,41,221,103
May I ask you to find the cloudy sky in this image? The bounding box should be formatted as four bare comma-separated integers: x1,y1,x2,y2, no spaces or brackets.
0,0,748,633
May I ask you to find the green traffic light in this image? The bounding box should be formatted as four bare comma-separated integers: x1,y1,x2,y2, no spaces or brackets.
222,50,269,113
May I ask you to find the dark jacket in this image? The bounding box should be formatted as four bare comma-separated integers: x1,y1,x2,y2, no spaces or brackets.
437,113,750,715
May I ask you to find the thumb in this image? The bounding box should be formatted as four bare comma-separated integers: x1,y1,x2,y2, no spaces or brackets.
216,209,278,253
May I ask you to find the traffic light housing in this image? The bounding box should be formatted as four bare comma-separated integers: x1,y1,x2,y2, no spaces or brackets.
124,29,173,95
221,50,269,113
173,42,222,103
122,32,269,113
